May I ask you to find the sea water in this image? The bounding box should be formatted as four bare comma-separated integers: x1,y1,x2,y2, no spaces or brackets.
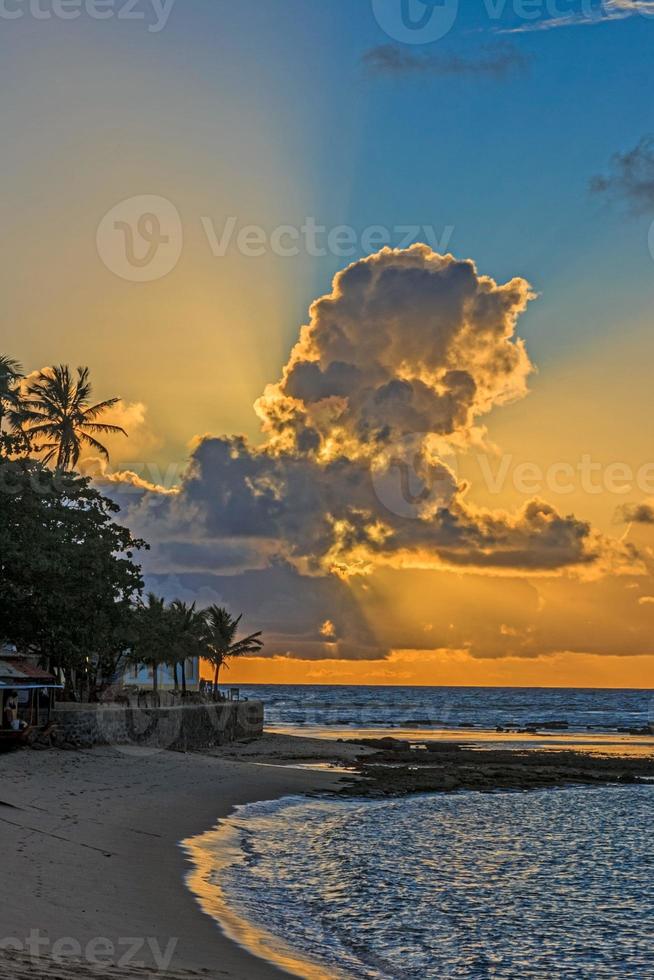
229,684,652,733
198,785,654,979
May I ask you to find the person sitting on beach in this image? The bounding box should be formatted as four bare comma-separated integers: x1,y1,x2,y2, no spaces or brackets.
3,691,27,731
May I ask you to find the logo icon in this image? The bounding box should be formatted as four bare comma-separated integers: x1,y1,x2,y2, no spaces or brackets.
371,0,459,44
97,195,183,282
371,433,458,519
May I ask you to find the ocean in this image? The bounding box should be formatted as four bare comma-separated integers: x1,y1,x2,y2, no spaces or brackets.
231,683,653,734
189,685,654,978
206,785,654,979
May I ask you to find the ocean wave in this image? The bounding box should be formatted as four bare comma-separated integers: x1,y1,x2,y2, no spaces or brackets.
188,786,654,979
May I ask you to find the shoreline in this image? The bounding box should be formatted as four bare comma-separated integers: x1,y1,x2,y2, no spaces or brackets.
0,739,360,980
182,812,338,980
184,731,654,978
1,731,652,980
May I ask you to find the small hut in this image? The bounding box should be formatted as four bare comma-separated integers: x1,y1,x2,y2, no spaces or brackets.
0,654,61,745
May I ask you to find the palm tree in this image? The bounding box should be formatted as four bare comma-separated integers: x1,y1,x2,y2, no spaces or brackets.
203,606,263,690
0,355,23,432
169,600,205,696
14,364,126,471
131,594,171,695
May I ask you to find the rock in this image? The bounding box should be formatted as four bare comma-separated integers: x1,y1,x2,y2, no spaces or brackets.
525,721,570,732
424,742,462,754
337,744,654,799
352,737,411,752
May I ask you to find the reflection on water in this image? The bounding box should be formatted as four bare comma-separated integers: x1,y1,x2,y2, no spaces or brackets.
185,786,654,979
182,822,338,980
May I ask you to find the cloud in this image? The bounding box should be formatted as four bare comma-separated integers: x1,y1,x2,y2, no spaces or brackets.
256,245,535,459
498,0,654,34
144,562,386,661
138,561,654,663
590,135,654,212
344,565,654,660
609,0,654,13
107,245,643,660
363,42,530,80
128,435,610,578
95,400,164,464
320,620,336,639
112,246,632,585
618,501,654,524
96,468,178,495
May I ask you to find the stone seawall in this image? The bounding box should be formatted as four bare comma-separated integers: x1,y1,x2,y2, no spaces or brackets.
54,700,264,751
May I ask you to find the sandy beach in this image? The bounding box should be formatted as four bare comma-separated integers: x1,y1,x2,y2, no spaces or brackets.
2,731,652,980
0,737,366,980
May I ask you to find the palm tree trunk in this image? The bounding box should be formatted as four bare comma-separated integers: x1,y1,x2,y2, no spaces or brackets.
173,663,179,690
181,660,187,697
213,663,219,695
152,662,158,693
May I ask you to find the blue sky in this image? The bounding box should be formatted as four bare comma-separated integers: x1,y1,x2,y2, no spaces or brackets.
3,1,654,391
148,0,654,367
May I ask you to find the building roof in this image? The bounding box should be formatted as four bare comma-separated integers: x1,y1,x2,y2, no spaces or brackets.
0,657,61,689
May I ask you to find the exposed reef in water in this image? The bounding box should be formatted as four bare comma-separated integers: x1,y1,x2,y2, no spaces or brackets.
334,739,654,797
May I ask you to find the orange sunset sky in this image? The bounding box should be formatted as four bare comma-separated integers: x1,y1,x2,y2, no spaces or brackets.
5,5,654,689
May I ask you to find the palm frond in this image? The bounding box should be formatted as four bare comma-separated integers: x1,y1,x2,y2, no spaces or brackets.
83,397,121,419
82,422,128,437
15,363,127,472
79,431,111,459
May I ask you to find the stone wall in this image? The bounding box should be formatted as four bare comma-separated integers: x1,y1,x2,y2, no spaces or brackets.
53,700,264,751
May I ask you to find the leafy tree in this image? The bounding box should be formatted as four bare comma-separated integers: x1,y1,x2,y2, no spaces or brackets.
0,356,29,459
1,355,265,705
203,605,263,688
0,458,146,698
0,355,23,431
14,364,127,471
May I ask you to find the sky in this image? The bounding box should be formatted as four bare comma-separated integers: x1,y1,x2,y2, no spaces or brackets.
4,0,654,687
